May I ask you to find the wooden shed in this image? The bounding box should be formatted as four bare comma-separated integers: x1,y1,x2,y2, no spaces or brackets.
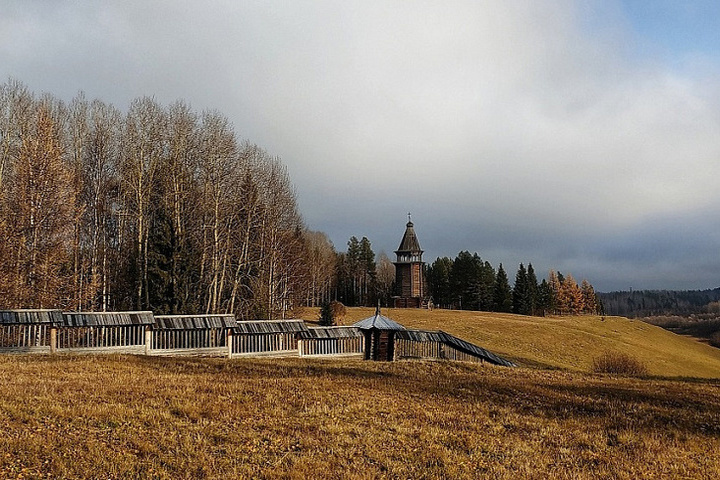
152,314,238,357
0,309,62,353
231,320,308,357
297,326,364,358
352,309,406,361
59,311,155,354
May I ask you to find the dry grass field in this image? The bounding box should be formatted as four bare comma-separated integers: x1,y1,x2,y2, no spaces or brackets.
2,354,720,479
308,307,720,378
3,308,720,478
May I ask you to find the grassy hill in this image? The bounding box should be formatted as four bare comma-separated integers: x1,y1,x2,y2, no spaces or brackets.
2,355,720,479
297,307,720,378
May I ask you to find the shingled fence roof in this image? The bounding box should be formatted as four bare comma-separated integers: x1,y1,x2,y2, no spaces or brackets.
0,309,63,325
297,326,364,339
396,329,516,367
234,320,308,335
61,311,155,327
154,314,238,330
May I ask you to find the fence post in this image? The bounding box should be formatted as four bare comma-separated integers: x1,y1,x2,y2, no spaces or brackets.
145,326,152,355
227,329,233,358
298,338,304,357
50,326,57,354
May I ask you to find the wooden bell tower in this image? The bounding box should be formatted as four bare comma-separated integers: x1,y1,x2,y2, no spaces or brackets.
393,214,425,308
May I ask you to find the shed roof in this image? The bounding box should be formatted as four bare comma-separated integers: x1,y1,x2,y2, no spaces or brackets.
154,314,238,330
298,326,364,339
0,309,63,325
234,320,308,334
352,310,406,331
61,311,155,327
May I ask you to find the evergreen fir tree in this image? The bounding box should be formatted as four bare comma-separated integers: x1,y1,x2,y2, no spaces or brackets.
319,301,334,326
527,263,539,315
493,263,513,313
537,278,554,316
513,263,533,315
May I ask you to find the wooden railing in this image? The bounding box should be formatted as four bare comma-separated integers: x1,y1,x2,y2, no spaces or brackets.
0,324,52,352
298,337,364,357
153,329,226,350
231,332,298,357
57,325,146,351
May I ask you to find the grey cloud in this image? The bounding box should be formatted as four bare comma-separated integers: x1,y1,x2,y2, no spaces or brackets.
2,0,720,290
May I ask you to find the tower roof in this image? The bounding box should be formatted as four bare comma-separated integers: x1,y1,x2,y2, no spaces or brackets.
395,220,423,254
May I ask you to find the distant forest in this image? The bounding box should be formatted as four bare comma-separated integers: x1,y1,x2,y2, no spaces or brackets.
598,288,720,317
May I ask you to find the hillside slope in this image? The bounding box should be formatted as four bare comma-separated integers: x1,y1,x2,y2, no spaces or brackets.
299,307,720,378
2,355,720,479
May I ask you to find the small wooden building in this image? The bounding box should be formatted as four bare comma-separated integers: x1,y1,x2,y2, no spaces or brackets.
231,320,308,357
59,311,154,354
152,314,238,357
353,309,406,361
0,309,62,353
297,326,364,358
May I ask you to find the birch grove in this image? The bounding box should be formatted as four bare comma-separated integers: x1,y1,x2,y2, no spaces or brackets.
0,80,335,318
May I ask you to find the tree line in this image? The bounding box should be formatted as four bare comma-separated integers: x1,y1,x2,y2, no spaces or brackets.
426,252,601,316
598,288,720,317
328,237,602,317
0,79,338,319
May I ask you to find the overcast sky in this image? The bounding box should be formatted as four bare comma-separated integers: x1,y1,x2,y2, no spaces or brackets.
3,0,720,291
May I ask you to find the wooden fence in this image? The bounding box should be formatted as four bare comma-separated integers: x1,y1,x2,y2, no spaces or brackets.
151,314,236,357
0,310,60,353
297,327,364,358
0,324,53,353
0,311,515,367
231,320,306,357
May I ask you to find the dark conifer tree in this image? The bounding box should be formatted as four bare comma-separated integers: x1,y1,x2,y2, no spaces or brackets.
512,263,533,315
450,251,481,310
427,257,453,308
493,263,513,313
477,259,496,311
527,263,539,315
537,278,554,316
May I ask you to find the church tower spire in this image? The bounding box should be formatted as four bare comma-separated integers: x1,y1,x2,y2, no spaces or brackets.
393,215,425,308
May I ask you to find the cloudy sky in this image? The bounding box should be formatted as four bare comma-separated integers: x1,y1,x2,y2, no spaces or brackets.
3,0,720,291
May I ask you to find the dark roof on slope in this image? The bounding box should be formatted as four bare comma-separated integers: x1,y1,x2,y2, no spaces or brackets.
154,314,238,330
352,311,406,331
234,320,309,334
395,329,516,367
395,221,423,254
298,326,364,339
61,311,155,327
0,309,63,325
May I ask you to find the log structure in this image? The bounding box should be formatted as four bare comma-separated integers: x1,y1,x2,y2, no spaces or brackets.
393,215,425,308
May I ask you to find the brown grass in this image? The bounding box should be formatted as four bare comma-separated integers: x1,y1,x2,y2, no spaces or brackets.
591,352,649,376
2,354,720,479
